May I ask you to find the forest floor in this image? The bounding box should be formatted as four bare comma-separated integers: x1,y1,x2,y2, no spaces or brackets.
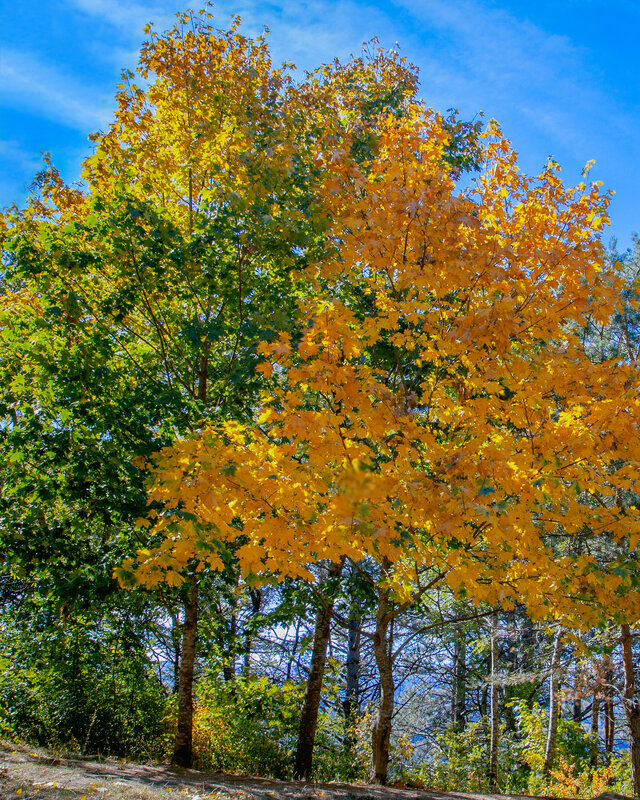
0,741,628,800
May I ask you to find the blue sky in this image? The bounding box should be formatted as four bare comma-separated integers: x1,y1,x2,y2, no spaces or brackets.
2,0,638,250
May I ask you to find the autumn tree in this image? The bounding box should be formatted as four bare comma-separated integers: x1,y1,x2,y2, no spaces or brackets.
133,103,640,782
1,7,441,769
580,237,640,796
5,4,640,784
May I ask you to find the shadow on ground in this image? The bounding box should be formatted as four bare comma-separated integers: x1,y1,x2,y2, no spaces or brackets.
0,743,632,800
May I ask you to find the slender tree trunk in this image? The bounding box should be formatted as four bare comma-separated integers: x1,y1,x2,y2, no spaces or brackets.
343,598,362,748
572,659,582,722
503,615,517,734
286,618,302,682
480,682,489,726
573,697,582,721
503,688,518,734
370,581,394,785
172,573,199,767
293,559,344,781
170,611,182,694
488,610,499,791
520,614,535,673
604,661,615,761
590,692,601,768
543,627,564,776
243,588,262,674
520,615,538,711
452,628,467,732
621,624,640,797
222,604,237,684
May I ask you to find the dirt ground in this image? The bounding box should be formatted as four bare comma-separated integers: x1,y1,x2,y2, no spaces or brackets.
0,742,630,800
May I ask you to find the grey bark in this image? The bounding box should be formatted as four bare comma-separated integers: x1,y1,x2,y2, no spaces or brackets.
243,588,262,674
543,627,564,776
343,598,362,733
604,663,615,760
572,657,582,722
222,602,237,684
452,628,467,732
590,693,601,768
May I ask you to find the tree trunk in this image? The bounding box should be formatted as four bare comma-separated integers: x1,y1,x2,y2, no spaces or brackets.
172,573,199,767
621,623,640,797
480,682,489,726
604,661,615,761
590,692,600,768
572,659,582,722
343,596,362,746
543,627,564,776
502,614,517,734
286,618,302,682
171,610,182,694
222,603,237,685
243,588,262,674
488,610,499,792
370,581,394,785
452,628,467,732
573,697,582,721
293,559,344,781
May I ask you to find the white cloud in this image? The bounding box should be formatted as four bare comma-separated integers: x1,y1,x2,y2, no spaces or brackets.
0,140,44,174
66,0,400,73
0,49,114,132
65,0,170,34
390,0,631,152
11,0,636,169
214,0,399,68
0,141,48,208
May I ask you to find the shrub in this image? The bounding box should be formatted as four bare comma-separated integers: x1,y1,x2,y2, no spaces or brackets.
0,605,170,758
192,674,303,777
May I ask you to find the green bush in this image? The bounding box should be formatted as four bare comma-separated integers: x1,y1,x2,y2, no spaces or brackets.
0,606,170,758
192,674,304,777
406,720,525,793
397,704,633,798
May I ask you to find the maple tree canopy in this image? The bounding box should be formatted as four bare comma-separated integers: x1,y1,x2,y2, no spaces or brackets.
3,10,639,630
122,103,640,627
